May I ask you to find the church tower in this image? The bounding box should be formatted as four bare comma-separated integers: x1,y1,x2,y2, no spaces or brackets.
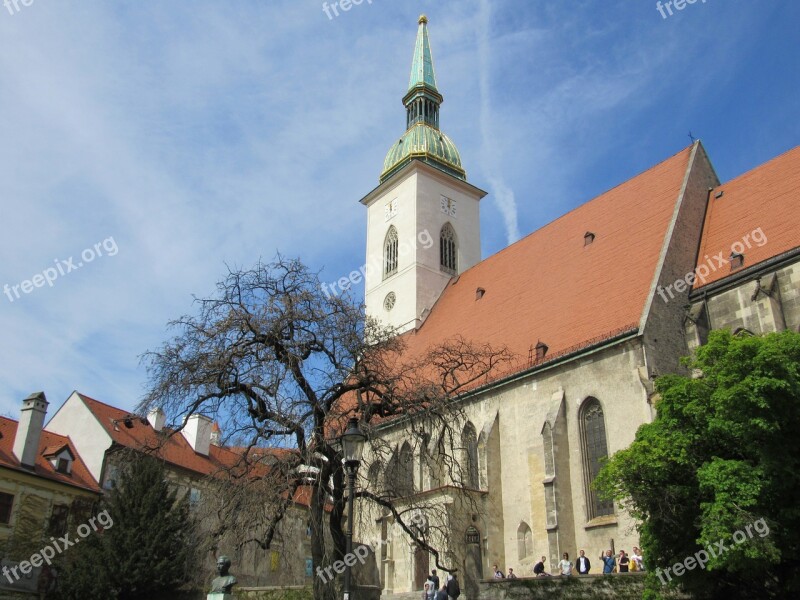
362,15,487,333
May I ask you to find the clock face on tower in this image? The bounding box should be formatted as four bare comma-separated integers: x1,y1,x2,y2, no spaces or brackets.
440,195,456,217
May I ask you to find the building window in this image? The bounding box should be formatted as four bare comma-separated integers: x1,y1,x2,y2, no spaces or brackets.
384,226,399,279
0,493,13,525
48,504,69,537
189,487,201,508
397,442,414,496
581,398,614,519
56,457,71,474
384,292,396,312
517,522,533,560
440,223,457,274
542,424,555,478
461,422,479,489
368,462,383,490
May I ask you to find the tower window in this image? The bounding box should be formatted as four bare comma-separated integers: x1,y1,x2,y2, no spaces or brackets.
384,226,399,279
440,223,457,274
384,292,396,311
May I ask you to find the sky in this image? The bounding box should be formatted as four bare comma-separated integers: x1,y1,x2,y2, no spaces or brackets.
0,0,797,420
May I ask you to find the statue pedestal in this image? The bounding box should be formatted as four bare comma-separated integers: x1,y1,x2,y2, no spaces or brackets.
207,594,233,600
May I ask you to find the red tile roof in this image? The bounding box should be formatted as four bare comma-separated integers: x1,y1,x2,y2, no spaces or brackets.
694,145,800,289
0,417,100,494
75,394,320,509
400,144,696,379
76,393,255,478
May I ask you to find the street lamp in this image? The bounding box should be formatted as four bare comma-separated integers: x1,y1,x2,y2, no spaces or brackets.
341,418,366,600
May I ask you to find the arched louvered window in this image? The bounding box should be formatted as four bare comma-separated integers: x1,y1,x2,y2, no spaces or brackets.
580,398,614,519
440,223,457,274
384,226,399,279
517,522,533,560
461,422,479,489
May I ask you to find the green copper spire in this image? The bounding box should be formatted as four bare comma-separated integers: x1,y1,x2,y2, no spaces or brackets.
380,16,466,184
408,15,438,93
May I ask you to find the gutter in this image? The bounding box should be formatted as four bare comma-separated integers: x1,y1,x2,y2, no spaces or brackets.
374,328,641,434
690,247,800,300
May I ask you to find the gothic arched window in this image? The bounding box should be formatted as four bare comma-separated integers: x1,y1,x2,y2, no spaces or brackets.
368,462,383,491
440,223,457,274
580,398,614,519
517,522,533,560
384,226,399,279
395,442,414,497
461,422,479,489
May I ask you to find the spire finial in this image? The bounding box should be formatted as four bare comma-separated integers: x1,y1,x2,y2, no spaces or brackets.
419,14,428,25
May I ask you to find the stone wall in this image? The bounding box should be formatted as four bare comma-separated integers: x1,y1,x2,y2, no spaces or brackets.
478,574,691,600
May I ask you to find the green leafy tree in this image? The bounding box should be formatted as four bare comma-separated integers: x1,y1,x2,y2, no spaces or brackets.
596,329,800,599
56,455,196,600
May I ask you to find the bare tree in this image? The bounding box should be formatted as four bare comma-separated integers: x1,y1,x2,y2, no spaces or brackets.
139,256,513,600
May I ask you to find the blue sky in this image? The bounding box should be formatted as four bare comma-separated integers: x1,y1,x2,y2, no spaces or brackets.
0,0,797,419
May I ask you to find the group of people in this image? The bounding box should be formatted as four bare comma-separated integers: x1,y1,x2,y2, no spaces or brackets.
492,546,644,578
422,569,461,600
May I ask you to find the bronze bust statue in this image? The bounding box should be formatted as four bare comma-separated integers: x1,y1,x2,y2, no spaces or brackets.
210,555,237,593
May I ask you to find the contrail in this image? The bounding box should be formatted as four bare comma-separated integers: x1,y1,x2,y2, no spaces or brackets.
477,0,521,245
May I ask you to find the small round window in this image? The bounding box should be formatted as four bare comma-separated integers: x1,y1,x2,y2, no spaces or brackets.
384,292,396,311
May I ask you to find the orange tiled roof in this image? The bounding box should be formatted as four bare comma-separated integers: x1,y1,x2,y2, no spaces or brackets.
0,417,100,493
694,145,800,290
75,394,319,509
76,393,256,477
400,145,696,378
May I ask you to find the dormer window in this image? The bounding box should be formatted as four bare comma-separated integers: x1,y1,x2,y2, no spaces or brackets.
584,232,595,246
44,445,74,475
730,252,744,270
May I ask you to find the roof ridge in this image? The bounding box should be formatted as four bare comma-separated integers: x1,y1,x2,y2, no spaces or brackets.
714,144,800,189
453,143,696,280
78,392,133,417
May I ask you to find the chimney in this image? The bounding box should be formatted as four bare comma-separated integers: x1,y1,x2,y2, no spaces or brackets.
183,414,212,456
13,392,48,469
147,408,166,432
210,422,221,446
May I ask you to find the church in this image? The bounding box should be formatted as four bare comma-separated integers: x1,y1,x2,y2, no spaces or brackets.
355,15,800,597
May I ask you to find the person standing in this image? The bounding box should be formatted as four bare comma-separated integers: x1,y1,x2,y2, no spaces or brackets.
493,564,505,579
434,583,448,600
600,549,616,574
445,573,461,600
576,549,591,574
558,552,573,576
422,581,434,600
618,550,630,573
429,569,440,591
507,568,517,579
631,547,644,571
